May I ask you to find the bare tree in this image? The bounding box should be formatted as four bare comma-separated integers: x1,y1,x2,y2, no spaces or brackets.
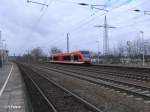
31,47,44,61
50,47,62,54
117,41,125,57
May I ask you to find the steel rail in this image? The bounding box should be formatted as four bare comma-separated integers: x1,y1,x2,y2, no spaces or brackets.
45,64,150,81
47,66,150,90
38,64,150,91
20,63,103,112
19,65,58,112
31,64,150,101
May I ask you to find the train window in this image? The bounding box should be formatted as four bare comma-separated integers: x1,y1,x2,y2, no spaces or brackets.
49,57,52,60
80,51,90,58
74,55,81,60
63,55,71,60
80,51,90,54
53,56,59,60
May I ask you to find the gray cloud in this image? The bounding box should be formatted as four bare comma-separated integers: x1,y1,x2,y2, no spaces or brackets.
0,0,150,55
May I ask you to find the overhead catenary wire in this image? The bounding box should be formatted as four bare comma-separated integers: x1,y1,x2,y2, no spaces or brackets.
41,0,142,37
26,0,54,41
39,0,148,52
41,0,49,11
64,4,149,51
55,0,80,5
27,0,80,51
68,0,148,36
74,0,146,28
39,5,137,50
67,3,130,34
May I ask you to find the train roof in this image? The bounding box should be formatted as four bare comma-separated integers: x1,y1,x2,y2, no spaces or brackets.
49,51,81,56
49,51,90,56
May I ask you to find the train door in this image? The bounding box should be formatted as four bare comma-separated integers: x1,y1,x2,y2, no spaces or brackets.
71,54,74,62
52,56,53,61
74,54,81,62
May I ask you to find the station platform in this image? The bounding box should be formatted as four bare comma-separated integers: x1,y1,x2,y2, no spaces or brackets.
0,63,31,112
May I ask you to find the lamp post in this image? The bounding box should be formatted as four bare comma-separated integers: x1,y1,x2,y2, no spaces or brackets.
0,32,5,66
96,40,100,64
4,43,8,64
67,33,70,53
139,31,145,66
133,9,150,66
2,40,5,65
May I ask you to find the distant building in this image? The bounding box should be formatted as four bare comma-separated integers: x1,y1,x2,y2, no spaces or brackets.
144,39,150,55
0,49,9,67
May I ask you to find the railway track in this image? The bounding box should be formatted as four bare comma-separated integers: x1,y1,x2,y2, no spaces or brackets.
19,65,56,112
44,65,150,89
92,65,150,80
44,63,150,81
40,63,150,90
18,64,102,112
28,63,150,101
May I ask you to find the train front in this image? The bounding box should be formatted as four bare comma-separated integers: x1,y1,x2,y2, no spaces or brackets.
80,51,91,64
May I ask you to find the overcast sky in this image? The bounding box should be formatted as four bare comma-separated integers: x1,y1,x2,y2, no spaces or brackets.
0,0,150,55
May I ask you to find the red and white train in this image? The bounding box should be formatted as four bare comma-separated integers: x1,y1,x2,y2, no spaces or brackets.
48,51,91,64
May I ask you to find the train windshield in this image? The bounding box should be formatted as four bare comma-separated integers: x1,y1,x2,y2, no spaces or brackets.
80,51,90,58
